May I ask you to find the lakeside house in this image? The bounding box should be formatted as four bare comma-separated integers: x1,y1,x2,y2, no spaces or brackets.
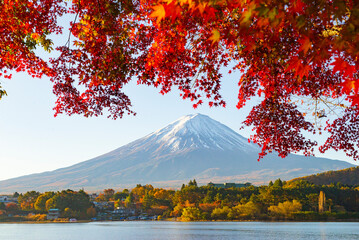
89,193,99,201
0,196,18,203
207,182,252,188
0,196,9,202
113,207,136,216
93,201,114,210
47,209,60,220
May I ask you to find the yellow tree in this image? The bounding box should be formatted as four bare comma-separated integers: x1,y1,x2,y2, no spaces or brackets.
318,191,326,213
268,200,302,218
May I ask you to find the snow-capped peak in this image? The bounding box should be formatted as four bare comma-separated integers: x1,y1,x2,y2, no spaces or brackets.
147,114,258,152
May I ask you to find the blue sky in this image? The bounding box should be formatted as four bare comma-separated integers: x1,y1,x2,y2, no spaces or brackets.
0,14,357,181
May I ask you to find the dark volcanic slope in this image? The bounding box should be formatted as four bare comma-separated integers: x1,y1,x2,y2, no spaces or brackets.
0,114,353,193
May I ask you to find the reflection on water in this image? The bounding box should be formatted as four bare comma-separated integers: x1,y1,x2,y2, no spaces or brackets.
0,221,358,240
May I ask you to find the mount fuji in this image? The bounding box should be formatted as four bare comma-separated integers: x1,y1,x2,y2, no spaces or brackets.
0,114,353,193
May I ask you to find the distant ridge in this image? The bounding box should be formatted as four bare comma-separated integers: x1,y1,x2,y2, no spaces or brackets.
0,114,354,193
290,166,359,186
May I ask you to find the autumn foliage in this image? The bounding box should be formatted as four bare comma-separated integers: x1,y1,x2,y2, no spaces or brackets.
1,0,359,159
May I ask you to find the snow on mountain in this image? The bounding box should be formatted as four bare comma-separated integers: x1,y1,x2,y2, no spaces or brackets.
145,114,257,152
0,114,354,193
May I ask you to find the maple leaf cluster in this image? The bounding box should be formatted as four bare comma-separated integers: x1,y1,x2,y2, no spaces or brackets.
0,0,65,79
1,0,359,160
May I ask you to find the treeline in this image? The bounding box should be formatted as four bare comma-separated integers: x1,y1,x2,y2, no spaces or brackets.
94,179,359,221
2,179,359,221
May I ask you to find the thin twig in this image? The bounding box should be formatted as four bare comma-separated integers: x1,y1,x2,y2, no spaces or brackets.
319,96,341,118
65,11,80,48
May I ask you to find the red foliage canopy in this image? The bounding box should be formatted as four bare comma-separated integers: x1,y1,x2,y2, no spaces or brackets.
1,0,359,160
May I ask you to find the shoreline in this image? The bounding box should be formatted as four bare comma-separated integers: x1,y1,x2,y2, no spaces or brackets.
1,219,359,224
0,220,91,224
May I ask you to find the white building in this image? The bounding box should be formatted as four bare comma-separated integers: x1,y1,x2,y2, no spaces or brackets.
0,196,9,202
47,209,60,220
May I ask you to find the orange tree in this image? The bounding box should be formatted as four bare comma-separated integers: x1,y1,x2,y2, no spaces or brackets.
1,0,359,159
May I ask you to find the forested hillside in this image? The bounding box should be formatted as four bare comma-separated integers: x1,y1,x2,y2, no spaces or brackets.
291,167,359,186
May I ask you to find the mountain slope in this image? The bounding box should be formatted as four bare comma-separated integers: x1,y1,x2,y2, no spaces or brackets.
0,114,354,193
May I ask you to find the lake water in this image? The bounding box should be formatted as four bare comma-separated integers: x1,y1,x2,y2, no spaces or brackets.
0,221,358,240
